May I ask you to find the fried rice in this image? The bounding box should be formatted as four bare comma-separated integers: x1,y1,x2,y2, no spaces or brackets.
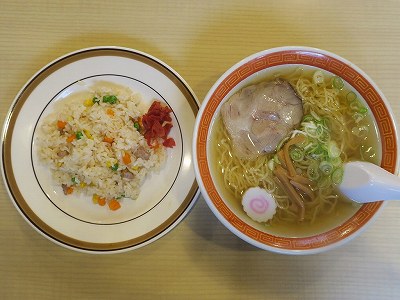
37,82,169,209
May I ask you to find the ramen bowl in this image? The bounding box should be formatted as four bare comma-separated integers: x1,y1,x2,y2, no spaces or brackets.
193,46,398,254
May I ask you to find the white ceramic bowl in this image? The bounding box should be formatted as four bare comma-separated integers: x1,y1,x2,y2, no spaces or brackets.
193,46,399,254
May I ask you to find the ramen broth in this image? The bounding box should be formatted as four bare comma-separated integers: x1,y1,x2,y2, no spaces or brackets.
210,66,381,237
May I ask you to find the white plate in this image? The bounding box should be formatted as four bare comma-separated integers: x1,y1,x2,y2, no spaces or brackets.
1,46,200,253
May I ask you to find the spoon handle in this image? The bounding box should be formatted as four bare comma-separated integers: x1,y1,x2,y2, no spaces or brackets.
339,161,400,203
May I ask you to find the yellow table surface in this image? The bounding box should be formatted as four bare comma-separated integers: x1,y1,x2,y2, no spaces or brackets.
1,1,400,299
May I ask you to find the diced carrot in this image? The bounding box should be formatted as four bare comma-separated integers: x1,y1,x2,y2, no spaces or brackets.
66,134,76,143
122,152,131,165
108,199,121,211
62,184,74,195
66,186,74,195
106,108,114,116
57,120,67,129
97,197,106,206
103,136,114,143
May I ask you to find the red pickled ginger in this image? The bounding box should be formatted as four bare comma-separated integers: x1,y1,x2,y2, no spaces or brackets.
142,101,175,148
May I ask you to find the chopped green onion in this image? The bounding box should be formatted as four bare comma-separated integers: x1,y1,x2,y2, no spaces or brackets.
76,131,84,139
315,145,327,159
102,95,118,104
332,76,344,90
331,168,344,185
316,124,324,136
317,175,331,188
352,125,369,137
304,125,318,138
313,70,324,85
267,159,275,171
307,162,320,181
330,157,342,167
346,91,357,102
328,141,341,158
317,117,329,129
294,111,345,189
353,112,365,123
359,106,368,115
310,110,321,121
290,147,304,162
306,143,327,160
276,136,290,151
305,122,324,139
350,101,360,111
111,163,119,171
303,141,314,152
302,114,314,123
134,122,140,131
92,96,100,104
317,130,330,144
319,161,334,175
71,177,78,184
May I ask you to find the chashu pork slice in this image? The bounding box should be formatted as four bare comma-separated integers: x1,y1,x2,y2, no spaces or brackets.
221,78,303,160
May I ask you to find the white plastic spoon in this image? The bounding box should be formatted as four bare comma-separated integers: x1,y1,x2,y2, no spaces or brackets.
338,161,400,203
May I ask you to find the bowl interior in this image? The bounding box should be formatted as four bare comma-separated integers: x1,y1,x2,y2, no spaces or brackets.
195,48,398,253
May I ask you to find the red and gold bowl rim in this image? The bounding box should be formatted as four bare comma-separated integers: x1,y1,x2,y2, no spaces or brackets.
195,47,398,254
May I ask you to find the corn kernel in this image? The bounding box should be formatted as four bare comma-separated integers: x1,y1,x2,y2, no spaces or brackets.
83,129,93,140
84,98,94,107
92,194,99,204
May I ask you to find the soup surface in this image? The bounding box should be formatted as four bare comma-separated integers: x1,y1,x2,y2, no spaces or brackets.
210,66,380,237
